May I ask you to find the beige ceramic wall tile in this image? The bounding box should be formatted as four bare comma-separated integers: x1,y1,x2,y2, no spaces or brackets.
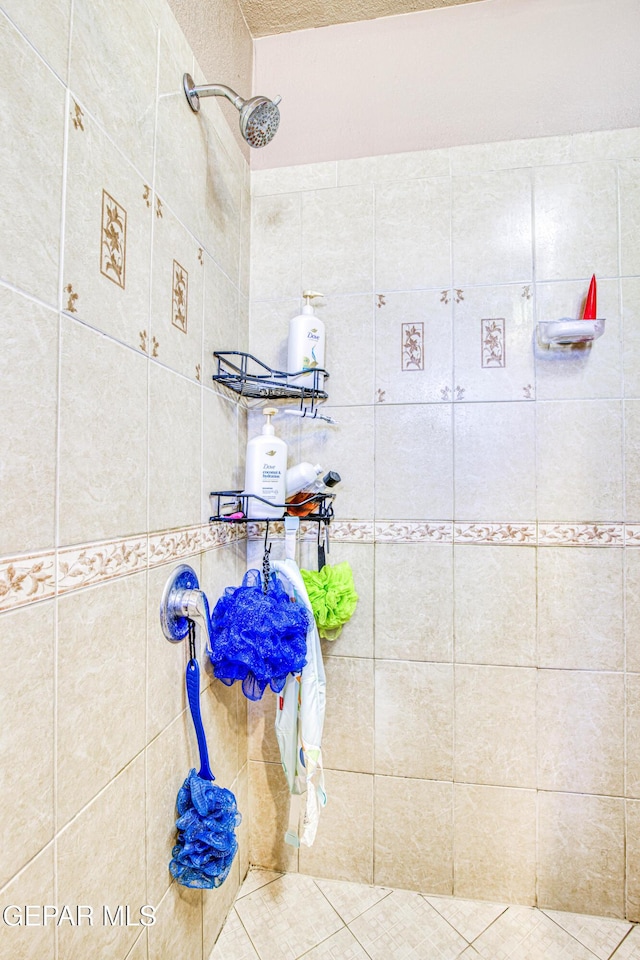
202,122,243,287
299,406,374,521
146,711,192,905
449,134,572,176
628,675,640,799
627,800,640,921
375,290,453,404
247,298,295,374
203,392,240,521
454,402,536,522
320,294,374,406
375,659,453,780
0,16,64,305
232,764,250,893
375,178,452,292
623,279,640,399
0,289,58,556
375,403,453,521
147,876,203,960
247,691,280,763
248,760,298,873
202,855,239,959
2,0,70,80
155,6,194,97
57,573,146,827
204,255,241,387
0,601,54,889
0,844,55,960
58,318,148,544
536,399,623,521
150,201,203,382
149,364,201,532
627,549,640,672
239,173,251,304
156,89,209,247
454,784,536,904
317,541,373,659
620,160,640,278
375,542,453,662
301,185,374,296
452,168,533,286
252,162,337,197
534,162,618,281
454,545,536,666
455,665,536,788
374,776,453,894
70,0,158,179
56,756,146,960
299,770,374,884
537,547,624,670
338,149,450,185
537,670,624,795
570,128,640,162
323,657,374,774
250,194,301,300
453,284,535,403
200,675,240,788
64,108,152,350
625,400,640,521
538,792,625,917
536,280,622,402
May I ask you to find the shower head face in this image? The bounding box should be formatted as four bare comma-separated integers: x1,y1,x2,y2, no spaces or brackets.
240,96,281,148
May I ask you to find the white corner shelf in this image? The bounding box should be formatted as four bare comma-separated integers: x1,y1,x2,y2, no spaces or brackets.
537,318,605,346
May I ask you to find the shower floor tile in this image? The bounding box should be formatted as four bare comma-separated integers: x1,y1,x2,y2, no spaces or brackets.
210,869,639,960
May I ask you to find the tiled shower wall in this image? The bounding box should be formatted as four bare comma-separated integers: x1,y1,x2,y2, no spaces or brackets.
0,1,251,957
247,128,640,920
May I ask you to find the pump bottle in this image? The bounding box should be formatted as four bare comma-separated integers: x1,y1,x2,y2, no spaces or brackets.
243,407,287,519
287,291,325,388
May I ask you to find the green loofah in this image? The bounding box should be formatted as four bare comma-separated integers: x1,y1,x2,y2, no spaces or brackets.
300,562,358,640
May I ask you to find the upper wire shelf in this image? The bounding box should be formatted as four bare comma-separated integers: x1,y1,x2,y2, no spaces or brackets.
212,351,329,411
209,490,335,524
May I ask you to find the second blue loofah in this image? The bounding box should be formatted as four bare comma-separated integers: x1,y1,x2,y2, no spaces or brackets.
208,568,309,700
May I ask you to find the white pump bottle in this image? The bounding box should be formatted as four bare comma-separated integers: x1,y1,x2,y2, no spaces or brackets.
244,407,287,519
287,291,325,388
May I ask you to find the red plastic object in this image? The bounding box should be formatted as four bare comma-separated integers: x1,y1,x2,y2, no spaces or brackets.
582,274,597,320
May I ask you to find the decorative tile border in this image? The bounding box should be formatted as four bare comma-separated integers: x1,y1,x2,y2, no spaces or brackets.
4,519,640,613
538,523,625,546
376,521,452,543
100,189,127,289
454,522,536,545
0,551,56,612
58,536,147,595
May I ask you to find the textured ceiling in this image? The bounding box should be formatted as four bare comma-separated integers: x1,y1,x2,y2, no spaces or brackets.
237,0,489,37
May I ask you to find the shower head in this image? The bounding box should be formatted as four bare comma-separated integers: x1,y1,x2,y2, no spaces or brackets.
183,73,281,148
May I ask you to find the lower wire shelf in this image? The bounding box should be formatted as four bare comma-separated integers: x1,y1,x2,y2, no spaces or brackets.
209,490,334,523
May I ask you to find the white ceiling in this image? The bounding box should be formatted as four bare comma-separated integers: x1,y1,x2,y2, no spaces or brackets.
237,0,489,37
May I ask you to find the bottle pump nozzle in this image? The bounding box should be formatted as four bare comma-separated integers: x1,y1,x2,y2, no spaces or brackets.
262,406,277,435
301,291,323,314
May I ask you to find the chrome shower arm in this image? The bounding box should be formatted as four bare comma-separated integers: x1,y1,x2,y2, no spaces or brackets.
183,74,243,113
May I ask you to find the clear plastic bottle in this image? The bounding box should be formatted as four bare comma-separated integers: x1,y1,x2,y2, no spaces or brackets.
285,462,323,498
286,470,340,517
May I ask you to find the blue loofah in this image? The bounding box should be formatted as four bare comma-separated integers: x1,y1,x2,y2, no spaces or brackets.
208,569,310,701
169,769,241,889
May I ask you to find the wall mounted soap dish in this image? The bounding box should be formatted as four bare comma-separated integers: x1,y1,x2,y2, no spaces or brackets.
537,318,605,346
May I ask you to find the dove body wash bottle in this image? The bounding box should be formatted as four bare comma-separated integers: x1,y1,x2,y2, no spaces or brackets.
244,407,287,519
288,291,325,388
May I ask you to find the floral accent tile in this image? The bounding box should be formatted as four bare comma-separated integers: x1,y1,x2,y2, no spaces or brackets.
454,522,536,545
626,525,640,545
57,536,147,595
375,521,453,543
481,318,506,368
331,521,375,542
522,285,532,300
402,322,424,371
377,389,386,402
523,384,534,399
377,294,386,308
142,185,151,207
64,283,78,313
155,196,163,219
172,260,188,333
538,523,624,546
151,335,159,357
139,329,148,353
71,100,84,131
441,290,451,305
454,289,464,303
100,189,127,289
0,551,56,611
148,526,203,566
455,386,465,400
441,386,452,400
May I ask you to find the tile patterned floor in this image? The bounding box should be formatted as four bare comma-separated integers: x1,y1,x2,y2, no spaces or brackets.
211,869,640,960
